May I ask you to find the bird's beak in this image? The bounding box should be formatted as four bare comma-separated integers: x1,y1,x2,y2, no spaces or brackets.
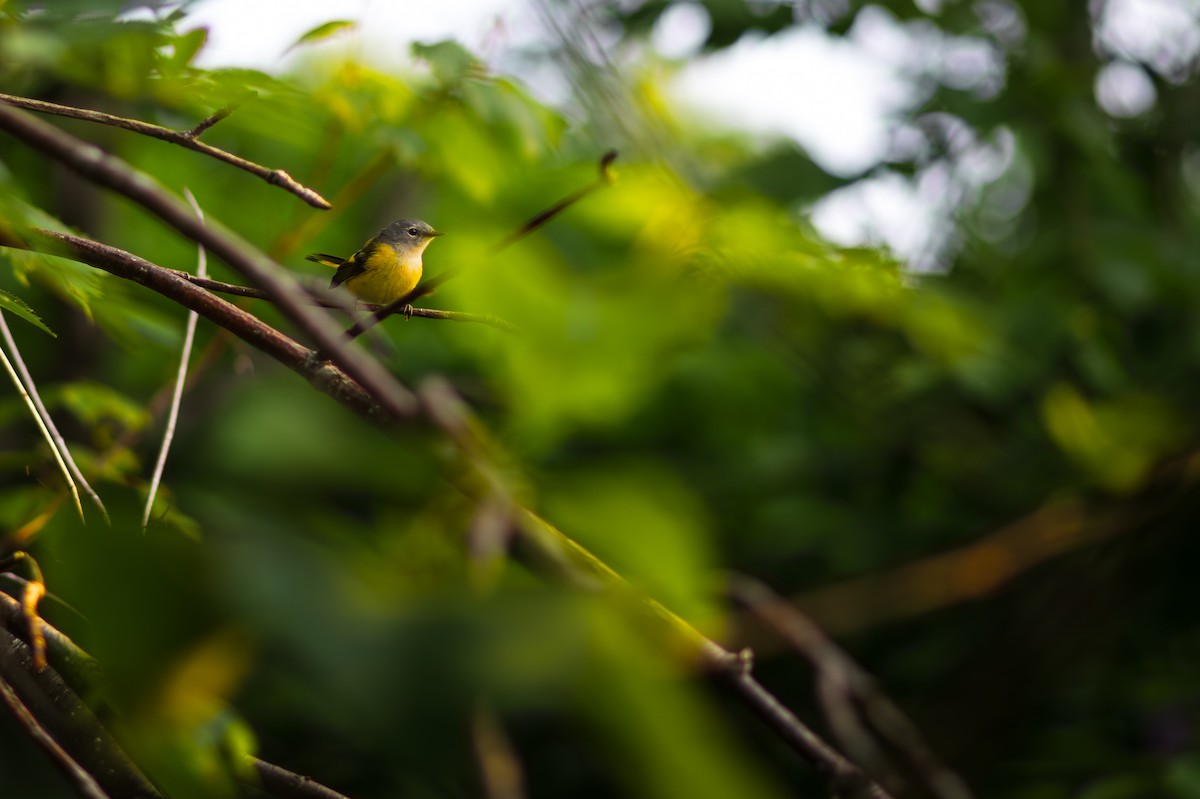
428,230,445,237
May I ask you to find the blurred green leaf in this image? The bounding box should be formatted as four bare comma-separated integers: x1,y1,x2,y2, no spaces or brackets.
286,19,356,52
0,288,53,335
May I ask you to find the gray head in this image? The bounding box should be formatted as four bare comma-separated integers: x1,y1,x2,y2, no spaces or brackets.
378,218,442,249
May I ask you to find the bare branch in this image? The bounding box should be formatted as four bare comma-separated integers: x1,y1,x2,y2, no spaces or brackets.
0,625,163,799
0,92,330,209
5,228,386,423
142,189,206,529
731,576,973,799
244,757,355,799
0,319,83,521
0,592,356,799
184,103,240,139
0,103,417,422
472,703,527,799
162,270,519,333
0,675,111,799
0,312,108,524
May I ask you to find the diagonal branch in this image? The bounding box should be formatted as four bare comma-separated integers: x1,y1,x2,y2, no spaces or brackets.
0,103,416,422
6,224,891,796
160,270,519,333
731,576,972,799
0,591,356,799
3,228,386,422
0,93,330,209
0,674,111,799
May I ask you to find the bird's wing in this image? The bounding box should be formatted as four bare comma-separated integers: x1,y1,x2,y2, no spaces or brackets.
327,239,378,289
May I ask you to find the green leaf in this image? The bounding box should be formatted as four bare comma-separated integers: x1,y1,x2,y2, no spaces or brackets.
169,27,208,69
411,39,483,86
286,20,356,52
0,289,53,336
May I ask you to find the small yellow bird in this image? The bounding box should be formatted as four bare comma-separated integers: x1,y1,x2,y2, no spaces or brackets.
306,218,443,305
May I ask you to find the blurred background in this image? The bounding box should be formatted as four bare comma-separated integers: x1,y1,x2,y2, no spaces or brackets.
2,1,1200,797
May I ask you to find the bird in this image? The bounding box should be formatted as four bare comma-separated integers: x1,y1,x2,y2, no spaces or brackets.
306,218,443,306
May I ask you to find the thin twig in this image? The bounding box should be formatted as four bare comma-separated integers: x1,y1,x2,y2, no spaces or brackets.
731,575,973,799
141,189,206,529
0,312,108,524
0,320,84,521
184,103,240,139
244,757,355,799
161,270,519,333
0,92,330,209
472,703,527,799
344,150,617,342
0,104,417,422
0,675,111,799
0,625,162,799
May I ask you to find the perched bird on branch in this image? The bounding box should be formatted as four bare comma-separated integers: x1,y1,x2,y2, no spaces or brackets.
306,218,442,305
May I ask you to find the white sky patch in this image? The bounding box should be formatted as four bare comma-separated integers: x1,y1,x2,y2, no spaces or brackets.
1095,60,1158,117
671,25,911,176
1094,0,1200,81
185,0,539,71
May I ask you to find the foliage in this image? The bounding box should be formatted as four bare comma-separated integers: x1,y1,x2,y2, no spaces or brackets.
0,1,1198,798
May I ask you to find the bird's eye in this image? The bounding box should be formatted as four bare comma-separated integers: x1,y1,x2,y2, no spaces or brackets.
408,227,419,236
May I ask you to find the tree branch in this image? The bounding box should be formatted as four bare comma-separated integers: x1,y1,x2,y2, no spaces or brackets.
0,624,163,799
0,103,417,422
0,674,111,799
5,229,386,423
731,576,972,799
162,270,519,333
0,93,330,209
0,591,358,799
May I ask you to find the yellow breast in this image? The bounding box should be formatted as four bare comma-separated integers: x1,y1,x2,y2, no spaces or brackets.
343,245,424,305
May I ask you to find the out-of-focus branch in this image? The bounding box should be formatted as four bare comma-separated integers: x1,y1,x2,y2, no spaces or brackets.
791,453,1196,635
0,675,110,799
731,576,972,799
0,625,163,799
421,379,894,799
472,703,527,799
0,591,358,799
0,103,416,422
0,93,330,209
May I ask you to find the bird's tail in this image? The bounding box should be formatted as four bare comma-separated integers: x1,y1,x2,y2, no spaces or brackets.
305,253,345,269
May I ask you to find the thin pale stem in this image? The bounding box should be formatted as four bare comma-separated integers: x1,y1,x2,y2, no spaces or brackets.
141,190,206,530
0,324,83,521
0,312,108,524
